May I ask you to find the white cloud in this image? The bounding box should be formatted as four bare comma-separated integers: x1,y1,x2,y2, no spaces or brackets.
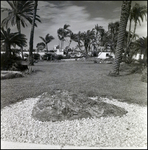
113,7,121,12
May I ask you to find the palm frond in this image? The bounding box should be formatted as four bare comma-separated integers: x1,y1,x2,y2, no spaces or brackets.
39,36,46,43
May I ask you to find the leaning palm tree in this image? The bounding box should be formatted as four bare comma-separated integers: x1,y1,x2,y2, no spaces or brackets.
39,34,54,53
57,24,71,51
28,0,38,65
109,1,132,76
1,1,41,59
1,27,27,59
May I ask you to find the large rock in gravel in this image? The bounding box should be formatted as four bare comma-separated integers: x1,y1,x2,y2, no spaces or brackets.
1,71,24,80
32,90,128,122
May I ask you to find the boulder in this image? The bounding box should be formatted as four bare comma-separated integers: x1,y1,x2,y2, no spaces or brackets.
32,90,128,122
1,71,24,80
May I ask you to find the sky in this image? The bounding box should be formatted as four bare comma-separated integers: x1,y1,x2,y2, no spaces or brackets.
1,1,147,50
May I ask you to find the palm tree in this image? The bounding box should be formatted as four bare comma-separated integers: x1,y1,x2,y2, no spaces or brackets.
1,1,41,59
64,32,77,56
133,36,147,65
39,34,54,53
125,3,147,60
1,27,27,59
28,0,38,65
36,42,45,53
109,1,132,76
57,24,71,51
74,31,84,51
81,29,95,58
103,22,119,54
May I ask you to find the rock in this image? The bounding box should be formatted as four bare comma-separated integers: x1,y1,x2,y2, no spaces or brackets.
32,90,128,122
1,71,24,79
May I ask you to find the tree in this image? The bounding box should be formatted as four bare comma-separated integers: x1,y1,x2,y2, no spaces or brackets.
133,36,147,65
125,3,147,61
36,42,45,53
64,32,78,56
39,34,54,53
57,24,71,51
80,29,95,58
94,25,108,49
109,1,132,76
1,1,41,59
28,0,38,65
1,27,27,59
106,21,120,54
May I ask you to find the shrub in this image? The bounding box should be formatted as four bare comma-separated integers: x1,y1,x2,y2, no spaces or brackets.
55,55,64,60
92,51,98,57
1,53,22,70
1,53,12,70
33,53,40,60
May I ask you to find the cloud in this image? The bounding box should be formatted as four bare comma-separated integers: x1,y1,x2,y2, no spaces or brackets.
113,7,121,12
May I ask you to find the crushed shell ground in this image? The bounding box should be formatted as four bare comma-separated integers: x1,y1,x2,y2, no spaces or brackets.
1,94,147,148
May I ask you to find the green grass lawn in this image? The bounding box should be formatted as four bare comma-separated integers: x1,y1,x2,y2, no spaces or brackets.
1,60,147,109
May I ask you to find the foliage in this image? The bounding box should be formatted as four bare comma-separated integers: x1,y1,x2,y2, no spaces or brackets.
36,42,45,51
57,24,71,50
33,53,40,60
1,53,22,70
39,34,54,51
1,27,27,60
1,27,27,48
54,55,64,60
1,1,41,30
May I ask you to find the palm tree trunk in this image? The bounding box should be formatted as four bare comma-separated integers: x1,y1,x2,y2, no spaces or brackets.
109,1,132,76
124,17,132,61
46,44,48,53
5,43,11,59
132,21,137,41
29,0,38,65
17,21,24,60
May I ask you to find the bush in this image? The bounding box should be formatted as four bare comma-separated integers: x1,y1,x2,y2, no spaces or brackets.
92,51,98,57
42,53,55,61
54,55,64,60
1,53,28,71
1,53,22,70
33,53,40,60
1,53,12,70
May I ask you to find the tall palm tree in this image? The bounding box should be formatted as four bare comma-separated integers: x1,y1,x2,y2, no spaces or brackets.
1,1,41,59
109,1,132,76
125,3,147,59
1,27,27,59
28,0,38,65
39,34,54,53
57,24,71,51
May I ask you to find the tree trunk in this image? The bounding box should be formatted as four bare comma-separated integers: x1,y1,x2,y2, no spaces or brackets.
124,17,132,61
17,21,24,60
109,1,132,76
29,0,38,65
46,44,48,53
5,43,11,59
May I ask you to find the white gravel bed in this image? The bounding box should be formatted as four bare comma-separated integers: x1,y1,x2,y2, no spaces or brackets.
1,94,147,148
